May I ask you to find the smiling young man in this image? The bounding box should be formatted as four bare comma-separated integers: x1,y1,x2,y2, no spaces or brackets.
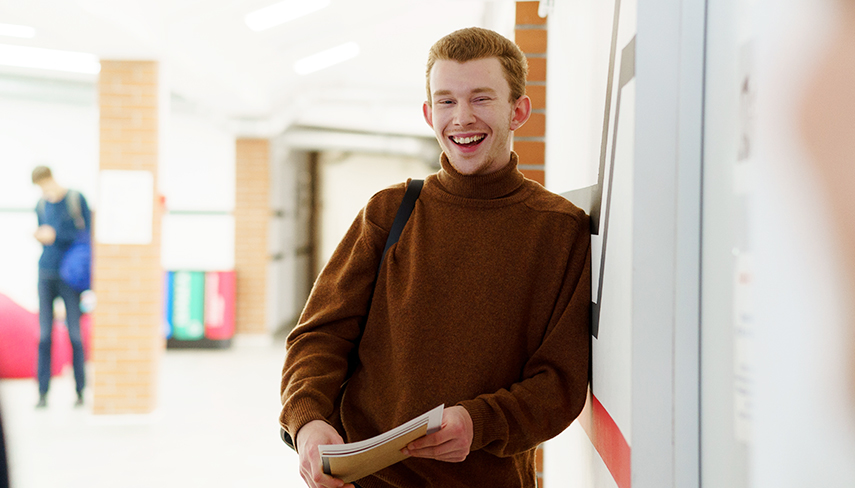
423,55,530,176
280,27,591,488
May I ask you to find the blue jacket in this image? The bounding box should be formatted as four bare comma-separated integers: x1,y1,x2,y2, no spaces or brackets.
36,191,91,272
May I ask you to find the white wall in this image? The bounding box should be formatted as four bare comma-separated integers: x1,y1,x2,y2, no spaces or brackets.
700,0,753,484
543,1,638,487
160,110,236,272
544,0,614,194
544,1,707,487
161,111,236,212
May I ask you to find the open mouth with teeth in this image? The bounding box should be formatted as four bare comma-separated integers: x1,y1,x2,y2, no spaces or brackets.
450,134,486,147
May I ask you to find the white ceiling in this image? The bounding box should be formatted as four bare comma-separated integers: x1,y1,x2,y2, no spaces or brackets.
0,0,517,137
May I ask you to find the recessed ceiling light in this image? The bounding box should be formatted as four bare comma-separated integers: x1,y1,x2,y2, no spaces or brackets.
0,23,36,39
294,42,359,75
245,0,330,32
0,44,100,74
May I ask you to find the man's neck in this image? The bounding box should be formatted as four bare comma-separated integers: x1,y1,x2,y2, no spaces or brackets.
447,152,514,177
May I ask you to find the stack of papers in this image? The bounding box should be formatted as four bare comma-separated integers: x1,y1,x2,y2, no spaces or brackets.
319,404,444,482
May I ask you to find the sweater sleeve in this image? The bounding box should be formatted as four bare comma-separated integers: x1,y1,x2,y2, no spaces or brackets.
459,217,592,457
279,185,405,442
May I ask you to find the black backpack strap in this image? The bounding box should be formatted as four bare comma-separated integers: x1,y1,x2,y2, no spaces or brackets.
280,178,423,452
379,179,423,270
36,199,45,223
66,190,85,230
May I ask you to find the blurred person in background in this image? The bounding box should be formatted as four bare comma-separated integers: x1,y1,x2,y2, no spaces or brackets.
799,0,855,388
32,166,91,408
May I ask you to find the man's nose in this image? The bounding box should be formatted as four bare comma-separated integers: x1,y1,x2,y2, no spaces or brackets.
453,102,476,125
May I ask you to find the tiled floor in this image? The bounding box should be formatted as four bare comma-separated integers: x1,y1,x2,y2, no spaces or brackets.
0,335,306,488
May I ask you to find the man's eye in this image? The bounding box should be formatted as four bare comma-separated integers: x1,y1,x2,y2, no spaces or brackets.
438,100,454,105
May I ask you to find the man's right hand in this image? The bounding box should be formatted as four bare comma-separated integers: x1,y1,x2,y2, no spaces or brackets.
295,420,354,488
34,225,56,245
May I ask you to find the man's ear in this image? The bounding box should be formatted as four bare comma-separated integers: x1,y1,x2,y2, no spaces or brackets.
509,95,532,131
423,101,434,128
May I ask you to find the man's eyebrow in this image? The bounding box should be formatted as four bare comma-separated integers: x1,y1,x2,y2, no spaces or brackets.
432,87,498,97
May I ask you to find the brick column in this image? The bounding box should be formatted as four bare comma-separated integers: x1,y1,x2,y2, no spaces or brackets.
515,1,548,187
516,4,548,484
93,60,162,415
234,138,270,334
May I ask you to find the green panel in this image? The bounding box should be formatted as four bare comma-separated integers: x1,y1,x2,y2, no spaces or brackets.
171,271,205,340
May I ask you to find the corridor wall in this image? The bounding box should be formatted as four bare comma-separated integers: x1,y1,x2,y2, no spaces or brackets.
543,1,637,487
542,0,703,487
542,1,855,487
700,0,752,484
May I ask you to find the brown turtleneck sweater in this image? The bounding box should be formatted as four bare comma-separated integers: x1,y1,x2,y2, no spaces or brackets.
280,152,591,487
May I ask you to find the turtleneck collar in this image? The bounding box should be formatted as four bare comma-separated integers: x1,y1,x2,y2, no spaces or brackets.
436,152,526,200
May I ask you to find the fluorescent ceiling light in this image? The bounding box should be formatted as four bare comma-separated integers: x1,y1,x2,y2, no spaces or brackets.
0,23,36,39
245,0,330,32
0,44,100,74
294,42,359,75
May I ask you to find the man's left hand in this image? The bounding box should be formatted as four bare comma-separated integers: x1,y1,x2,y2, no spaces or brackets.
402,405,473,462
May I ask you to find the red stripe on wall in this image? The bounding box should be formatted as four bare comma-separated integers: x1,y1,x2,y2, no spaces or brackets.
579,389,632,488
